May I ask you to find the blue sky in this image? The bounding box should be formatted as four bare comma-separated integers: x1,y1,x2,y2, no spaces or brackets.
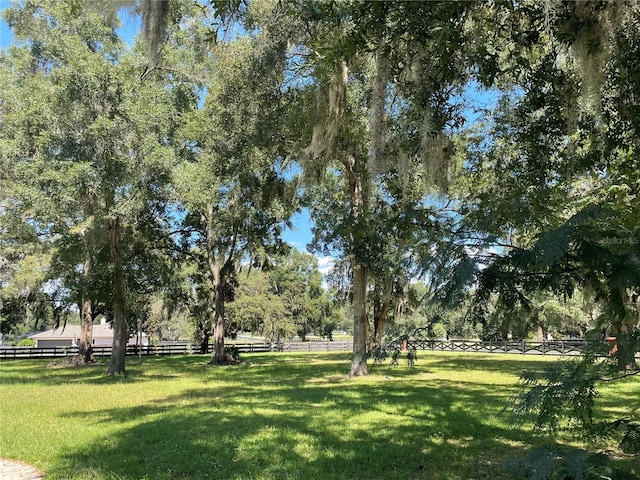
283,210,314,251
0,2,10,48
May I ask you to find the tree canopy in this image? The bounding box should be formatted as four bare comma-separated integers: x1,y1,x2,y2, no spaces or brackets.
1,0,638,383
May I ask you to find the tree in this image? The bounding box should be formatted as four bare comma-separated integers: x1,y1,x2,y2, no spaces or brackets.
108,0,477,376
426,0,640,465
451,0,640,371
0,206,61,339
226,269,290,342
308,173,457,349
267,249,333,341
173,25,294,364
1,1,119,363
144,293,194,344
225,249,338,342
512,345,640,457
1,0,184,373
285,0,478,375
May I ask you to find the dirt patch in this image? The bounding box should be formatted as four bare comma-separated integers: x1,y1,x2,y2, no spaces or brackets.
0,458,45,479
46,357,105,369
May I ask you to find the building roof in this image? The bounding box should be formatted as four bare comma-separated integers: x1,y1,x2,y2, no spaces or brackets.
30,323,116,340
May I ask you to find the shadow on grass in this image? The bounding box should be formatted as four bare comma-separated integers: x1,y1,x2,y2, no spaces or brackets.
0,353,350,386
7,353,638,479
46,356,545,480
0,351,545,387
0,360,115,385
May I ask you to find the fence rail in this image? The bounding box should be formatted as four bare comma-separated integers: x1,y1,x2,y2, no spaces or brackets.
0,342,353,360
275,342,352,352
414,339,591,356
0,339,614,361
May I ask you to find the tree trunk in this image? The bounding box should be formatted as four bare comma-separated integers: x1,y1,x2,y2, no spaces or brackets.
612,317,638,371
614,330,637,371
298,329,307,342
205,204,228,365
536,325,545,343
372,301,387,350
350,264,369,376
345,152,372,376
372,279,392,350
76,255,94,364
211,280,226,364
197,318,212,354
611,290,639,371
106,217,128,375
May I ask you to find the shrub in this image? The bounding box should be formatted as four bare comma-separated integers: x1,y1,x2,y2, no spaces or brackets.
503,446,639,480
16,338,36,347
224,345,241,364
511,345,640,459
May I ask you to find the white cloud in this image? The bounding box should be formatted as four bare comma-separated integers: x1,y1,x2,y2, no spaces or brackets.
316,256,335,275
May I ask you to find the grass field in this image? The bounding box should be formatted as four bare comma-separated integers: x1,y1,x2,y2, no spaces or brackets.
0,351,638,479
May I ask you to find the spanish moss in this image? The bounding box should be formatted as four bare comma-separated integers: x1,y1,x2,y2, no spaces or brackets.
303,61,348,181
140,0,170,66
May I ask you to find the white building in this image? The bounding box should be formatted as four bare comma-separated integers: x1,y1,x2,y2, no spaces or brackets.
30,319,148,348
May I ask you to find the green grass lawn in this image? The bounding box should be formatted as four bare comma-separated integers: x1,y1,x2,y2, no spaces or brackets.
0,351,638,479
